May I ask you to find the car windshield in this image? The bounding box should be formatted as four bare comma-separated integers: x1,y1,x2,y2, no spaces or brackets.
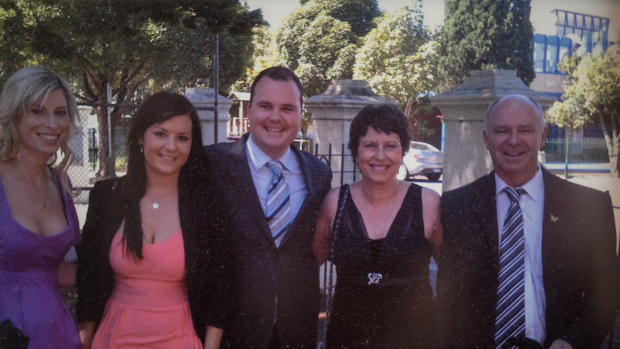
410,142,440,152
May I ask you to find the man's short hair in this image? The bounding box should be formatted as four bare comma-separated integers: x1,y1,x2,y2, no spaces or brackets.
249,67,304,108
484,94,546,132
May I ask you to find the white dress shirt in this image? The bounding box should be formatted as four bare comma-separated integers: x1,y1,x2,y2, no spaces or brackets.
246,135,307,222
495,167,546,345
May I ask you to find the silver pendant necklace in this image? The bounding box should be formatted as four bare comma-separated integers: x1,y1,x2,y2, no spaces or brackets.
146,188,177,210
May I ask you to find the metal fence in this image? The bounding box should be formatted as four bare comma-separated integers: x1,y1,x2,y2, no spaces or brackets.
541,138,611,177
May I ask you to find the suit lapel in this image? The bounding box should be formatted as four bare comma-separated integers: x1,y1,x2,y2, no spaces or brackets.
541,168,564,267
223,137,274,243
475,173,500,264
277,147,316,248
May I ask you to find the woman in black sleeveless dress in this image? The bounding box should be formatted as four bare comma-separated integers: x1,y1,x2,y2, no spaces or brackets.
313,104,442,349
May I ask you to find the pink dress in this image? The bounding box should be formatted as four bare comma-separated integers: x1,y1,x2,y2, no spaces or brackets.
92,229,203,349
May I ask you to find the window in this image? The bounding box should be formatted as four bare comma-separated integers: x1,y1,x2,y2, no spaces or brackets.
553,10,609,54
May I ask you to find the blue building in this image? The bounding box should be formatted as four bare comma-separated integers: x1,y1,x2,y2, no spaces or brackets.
530,9,613,139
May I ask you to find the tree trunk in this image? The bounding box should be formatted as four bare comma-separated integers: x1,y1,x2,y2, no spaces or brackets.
611,132,619,178
598,112,619,178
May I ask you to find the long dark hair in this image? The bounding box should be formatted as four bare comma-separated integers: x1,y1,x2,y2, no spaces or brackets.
122,91,207,260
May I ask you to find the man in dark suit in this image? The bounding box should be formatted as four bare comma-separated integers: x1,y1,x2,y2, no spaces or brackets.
437,94,619,349
205,67,332,349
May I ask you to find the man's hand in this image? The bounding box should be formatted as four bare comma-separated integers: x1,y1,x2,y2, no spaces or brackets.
548,339,573,349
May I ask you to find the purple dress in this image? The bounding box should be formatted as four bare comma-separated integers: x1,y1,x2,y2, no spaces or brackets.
0,175,82,349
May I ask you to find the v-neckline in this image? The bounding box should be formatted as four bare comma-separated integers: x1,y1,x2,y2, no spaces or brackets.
0,172,71,239
349,184,413,241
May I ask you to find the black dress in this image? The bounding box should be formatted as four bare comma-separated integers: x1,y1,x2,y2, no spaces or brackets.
326,184,437,349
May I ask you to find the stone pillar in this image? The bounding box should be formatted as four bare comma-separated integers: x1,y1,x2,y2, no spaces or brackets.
305,80,394,186
430,69,556,192
184,88,232,145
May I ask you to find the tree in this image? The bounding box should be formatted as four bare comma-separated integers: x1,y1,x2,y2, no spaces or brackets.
275,0,381,133
0,0,262,178
353,5,438,116
438,0,535,91
276,0,381,97
230,25,277,93
295,15,358,98
546,47,620,177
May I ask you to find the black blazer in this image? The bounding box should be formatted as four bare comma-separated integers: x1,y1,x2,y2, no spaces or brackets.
76,176,227,340
437,168,620,348
205,136,332,349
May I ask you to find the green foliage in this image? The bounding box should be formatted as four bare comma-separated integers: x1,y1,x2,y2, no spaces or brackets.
0,0,262,177
438,0,535,91
230,25,276,93
353,5,438,112
276,0,381,98
115,155,128,172
546,47,620,176
295,14,358,97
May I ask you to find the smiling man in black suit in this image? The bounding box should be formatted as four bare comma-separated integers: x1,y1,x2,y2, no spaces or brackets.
437,94,619,349
205,67,332,349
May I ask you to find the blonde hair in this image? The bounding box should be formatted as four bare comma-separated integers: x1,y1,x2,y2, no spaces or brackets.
0,66,79,194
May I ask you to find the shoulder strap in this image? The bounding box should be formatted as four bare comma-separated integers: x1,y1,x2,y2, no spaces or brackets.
329,184,350,262
321,185,349,347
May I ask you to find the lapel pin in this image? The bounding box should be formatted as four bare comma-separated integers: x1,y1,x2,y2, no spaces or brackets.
550,214,559,222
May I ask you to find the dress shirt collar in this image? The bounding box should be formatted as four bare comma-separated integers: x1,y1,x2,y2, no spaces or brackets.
247,133,294,172
494,165,544,202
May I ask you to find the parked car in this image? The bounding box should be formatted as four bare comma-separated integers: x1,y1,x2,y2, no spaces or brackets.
397,141,443,182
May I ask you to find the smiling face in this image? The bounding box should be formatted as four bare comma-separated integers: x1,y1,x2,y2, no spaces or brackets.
356,127,403,184
17,89,70,158
483,96,547,187
140,114,192,179
248,76,302,159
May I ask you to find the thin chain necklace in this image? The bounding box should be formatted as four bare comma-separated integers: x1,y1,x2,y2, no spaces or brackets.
144,187,177,210
11,162,50,208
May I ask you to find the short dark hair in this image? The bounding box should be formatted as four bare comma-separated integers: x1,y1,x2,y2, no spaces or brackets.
122,91,207,260
348,103,411,159
250,66,304,108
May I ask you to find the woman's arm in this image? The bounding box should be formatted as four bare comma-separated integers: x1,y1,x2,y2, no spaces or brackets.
58,261,77,288
312,187,340,266
421,187,443,255
79,322,96,349
204,325,223,349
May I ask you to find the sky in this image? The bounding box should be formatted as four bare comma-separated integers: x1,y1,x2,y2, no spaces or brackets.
244,0,620,38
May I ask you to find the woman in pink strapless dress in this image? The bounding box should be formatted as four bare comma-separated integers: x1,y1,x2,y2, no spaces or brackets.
77,92,227,349
92,229,202,348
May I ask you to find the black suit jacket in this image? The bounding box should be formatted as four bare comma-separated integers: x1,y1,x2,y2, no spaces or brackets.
205,136,332,349
437,168,619,348
76,176,227,340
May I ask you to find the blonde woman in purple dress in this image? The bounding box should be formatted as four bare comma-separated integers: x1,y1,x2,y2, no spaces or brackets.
0,66,82,348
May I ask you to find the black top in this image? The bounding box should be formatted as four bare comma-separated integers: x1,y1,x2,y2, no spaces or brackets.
327,183,437,349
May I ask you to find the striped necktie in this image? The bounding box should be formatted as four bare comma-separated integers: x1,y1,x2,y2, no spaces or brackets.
266,160,291,247
495,187,527,348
